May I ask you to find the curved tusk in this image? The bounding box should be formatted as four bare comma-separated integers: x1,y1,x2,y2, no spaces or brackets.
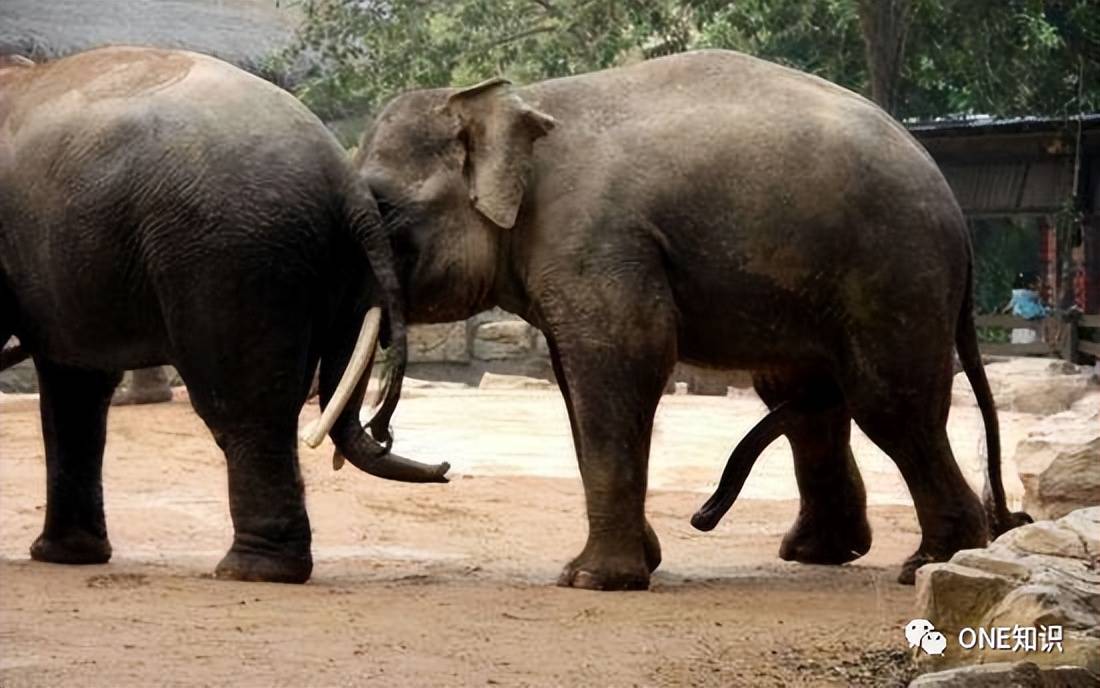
360,358,386,419
300,307,382,448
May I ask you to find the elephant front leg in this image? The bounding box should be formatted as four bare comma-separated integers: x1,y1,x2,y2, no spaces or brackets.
543,294,675,591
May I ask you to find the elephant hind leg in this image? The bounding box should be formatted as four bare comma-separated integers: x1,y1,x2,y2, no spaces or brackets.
173,348,314,583
163,280,316,584
30,358,122,564
845,361,985,585
176,366,314,584
752,372,871,566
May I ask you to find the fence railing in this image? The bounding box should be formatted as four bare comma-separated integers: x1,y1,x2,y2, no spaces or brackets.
975,313,1100,361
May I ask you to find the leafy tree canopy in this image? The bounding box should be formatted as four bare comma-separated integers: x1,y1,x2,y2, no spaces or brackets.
280,0,1098,122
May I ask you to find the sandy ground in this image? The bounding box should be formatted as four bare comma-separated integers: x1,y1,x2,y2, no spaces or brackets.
0,385,1035,687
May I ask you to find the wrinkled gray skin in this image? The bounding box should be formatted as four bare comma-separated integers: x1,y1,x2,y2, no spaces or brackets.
0,47,447,584
360,49,1021,590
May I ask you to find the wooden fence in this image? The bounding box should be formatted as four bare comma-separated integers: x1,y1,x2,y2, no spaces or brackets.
975,313,1100,361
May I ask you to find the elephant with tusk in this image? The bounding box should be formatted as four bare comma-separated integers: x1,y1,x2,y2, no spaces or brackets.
0,47,448,584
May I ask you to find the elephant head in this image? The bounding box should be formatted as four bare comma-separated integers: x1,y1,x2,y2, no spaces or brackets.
354,78,556,323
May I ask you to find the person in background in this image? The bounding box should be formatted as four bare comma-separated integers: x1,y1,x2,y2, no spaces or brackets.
1004,271,1050,344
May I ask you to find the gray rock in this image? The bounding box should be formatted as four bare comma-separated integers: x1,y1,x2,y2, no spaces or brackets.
915,561,1018,634
953,358,1095,414
408,322,469,363
0,358,37,393
913,508,1100,674
1016,412,1100,521
472,321,533,360
909,661,1099,687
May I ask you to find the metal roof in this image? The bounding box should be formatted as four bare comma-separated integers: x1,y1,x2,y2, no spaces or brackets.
0,0,301,70
908,113,1100,137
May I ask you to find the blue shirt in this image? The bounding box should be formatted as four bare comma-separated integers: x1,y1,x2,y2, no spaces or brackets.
1008,289,1049,320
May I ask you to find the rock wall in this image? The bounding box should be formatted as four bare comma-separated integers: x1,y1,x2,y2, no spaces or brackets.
405,308,752,393
913,508,1100,677
404,310,553,387
0,309,749,394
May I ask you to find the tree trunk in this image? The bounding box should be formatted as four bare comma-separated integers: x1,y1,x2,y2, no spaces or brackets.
857,0,914,116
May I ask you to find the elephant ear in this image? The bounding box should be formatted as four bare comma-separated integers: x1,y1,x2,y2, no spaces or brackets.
444,77,557,229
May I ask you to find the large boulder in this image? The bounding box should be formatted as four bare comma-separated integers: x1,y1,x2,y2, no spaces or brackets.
0,358,36,393
909,661,1098,687
1015,402,1100,520
913,508,1100,676
952,359,1095,414
472,321,534,360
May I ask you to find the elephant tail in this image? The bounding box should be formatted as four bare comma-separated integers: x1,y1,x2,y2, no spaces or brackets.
955,254,1031,537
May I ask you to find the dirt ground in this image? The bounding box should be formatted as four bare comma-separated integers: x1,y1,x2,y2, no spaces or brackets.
0,385,1033,687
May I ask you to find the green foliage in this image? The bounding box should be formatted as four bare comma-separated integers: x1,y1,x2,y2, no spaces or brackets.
903,0,1100,119
283,0,1099,122
691,0,865,93
969,217,1041,314
283,0,696,120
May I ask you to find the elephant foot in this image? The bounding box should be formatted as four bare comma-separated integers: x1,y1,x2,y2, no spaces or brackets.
557,557,650,591
897,551,940,585
111,386,173,406
557,536,652,591
897,523,987,585
30,531,112,564
215,546,312,584
778,509,871,566
643,520,662,573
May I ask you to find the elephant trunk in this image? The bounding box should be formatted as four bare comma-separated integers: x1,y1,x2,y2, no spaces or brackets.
300,174,449,484
331,410,450,482
310,325,448,483
345,174,408,447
